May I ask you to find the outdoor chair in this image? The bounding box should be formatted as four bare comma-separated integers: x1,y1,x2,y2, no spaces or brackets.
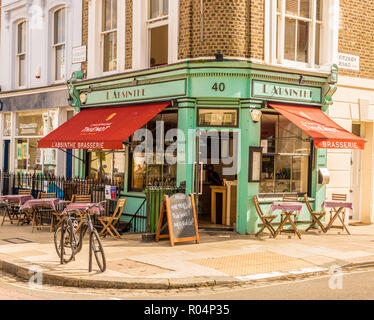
71,194,92,203
253,196,277,238
18,189,32,195
36,192,58,231
37,192,57,199
98,198,127,239
304,194,326,233
330,193,348,227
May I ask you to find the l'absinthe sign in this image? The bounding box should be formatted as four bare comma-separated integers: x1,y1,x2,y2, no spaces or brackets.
252,80,322,104
85,79,186,105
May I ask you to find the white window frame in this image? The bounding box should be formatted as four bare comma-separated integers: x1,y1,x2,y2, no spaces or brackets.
16,20,27,89
101,0,118,74
132,0,179,70
52,6,66,83
147,0,169,68
265,0,340,72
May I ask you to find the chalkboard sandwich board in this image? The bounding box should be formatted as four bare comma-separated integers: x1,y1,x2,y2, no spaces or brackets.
155,193,200,247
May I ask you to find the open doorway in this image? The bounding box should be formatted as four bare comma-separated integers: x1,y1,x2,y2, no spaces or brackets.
194,130,239,229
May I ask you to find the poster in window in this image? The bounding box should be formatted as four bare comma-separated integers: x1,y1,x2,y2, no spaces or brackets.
22,143,29,159
17,144,23,160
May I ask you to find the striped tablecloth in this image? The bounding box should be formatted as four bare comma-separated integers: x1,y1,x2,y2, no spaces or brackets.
64,203,104,215
0,195,34,205
322,200,353,210
271,201,303,212
19,198,60,211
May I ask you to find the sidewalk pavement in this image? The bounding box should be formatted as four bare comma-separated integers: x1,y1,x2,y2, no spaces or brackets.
1,222,374,289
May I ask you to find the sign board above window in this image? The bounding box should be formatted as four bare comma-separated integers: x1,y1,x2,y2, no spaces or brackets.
72,46,87,64
337,53,360,71
252,80,322,104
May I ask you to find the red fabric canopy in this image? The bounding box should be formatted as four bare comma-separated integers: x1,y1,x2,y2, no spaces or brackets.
38,102,170,150
270,103,365,150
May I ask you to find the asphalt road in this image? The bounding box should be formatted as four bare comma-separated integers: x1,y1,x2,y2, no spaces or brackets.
0,268,373,300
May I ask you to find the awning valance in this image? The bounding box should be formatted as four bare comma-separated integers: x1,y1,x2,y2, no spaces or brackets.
38,102,170,150
269,103,365,150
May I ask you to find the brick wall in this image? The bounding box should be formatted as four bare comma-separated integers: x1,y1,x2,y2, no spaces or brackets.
125,0,133,70
339,0,374,79
178,0,264,61
81,0,88,78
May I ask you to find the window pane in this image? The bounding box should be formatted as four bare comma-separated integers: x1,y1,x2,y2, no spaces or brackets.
278,116,311,154
18,22,26,54
315,23,320,65
316,0,322,21
286,0,298,15
103,0,112,31
284,18,296,60
55,45,65,81
18,54,26,87
3,114,11,136
291,156,309,193
150,0,160,19
103,31,117,71
150,25,168,66
112,0,117,29
299,0,310,18
274,155,292,193
261,114,277,154
163,0,169,15
89,152,113,181
297,20,308,62
54,8,65,44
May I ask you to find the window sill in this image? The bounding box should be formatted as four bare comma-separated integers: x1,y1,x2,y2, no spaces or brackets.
265,62,331,75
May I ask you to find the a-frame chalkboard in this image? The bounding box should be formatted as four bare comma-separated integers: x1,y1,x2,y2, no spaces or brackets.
155,193,200,247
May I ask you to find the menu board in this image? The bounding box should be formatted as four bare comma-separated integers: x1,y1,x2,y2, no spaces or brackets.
155,194,200,247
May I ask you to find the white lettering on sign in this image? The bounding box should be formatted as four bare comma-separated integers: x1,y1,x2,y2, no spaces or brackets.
321,140,358,149
338,53,360,71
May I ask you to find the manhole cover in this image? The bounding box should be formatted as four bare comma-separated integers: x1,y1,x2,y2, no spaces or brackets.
1,238,33,244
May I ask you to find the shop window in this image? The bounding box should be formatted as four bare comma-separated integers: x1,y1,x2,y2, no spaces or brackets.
87,151,125,189
15,111,58,175
148,0,169,67
53,7,66,81
274,0,322,67
259,113,312,195
129,111,178,191
102,0,117,72
197,109,238,128
3,114,11,137
16,20,27,88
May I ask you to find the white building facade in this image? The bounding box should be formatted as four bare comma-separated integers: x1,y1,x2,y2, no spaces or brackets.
0,0,83,177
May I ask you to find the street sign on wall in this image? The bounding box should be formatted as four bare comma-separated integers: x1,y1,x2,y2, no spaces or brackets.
338,53,360,71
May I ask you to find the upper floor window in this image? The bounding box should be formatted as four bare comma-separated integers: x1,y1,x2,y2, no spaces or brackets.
102,0,117,72
53,7,66,81
16,21,27,87
274,0,323,68
148,0,169,67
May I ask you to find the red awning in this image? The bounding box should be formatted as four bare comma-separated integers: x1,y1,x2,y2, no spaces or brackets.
38,102,170,150
269,103,365,150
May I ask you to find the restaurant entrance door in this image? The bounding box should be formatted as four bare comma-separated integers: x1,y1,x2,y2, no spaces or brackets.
193,130,238,228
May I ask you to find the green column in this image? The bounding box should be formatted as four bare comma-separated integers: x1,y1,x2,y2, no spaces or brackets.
236,104,261,234
176,99,196,194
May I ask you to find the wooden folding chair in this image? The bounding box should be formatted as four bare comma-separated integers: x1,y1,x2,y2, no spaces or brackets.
38,192,57,199
71,194,92,203
98,198,127,239
18,189,32,195
304,194,326,233
253,196,277,238
71,194,92,232
330,193,347,220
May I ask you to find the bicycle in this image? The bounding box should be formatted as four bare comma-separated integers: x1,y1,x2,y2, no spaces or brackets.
54,200,107,272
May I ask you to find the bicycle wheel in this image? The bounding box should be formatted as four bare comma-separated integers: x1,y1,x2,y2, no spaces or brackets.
75,224,87,254
90,229,106,272
54,225,75,263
